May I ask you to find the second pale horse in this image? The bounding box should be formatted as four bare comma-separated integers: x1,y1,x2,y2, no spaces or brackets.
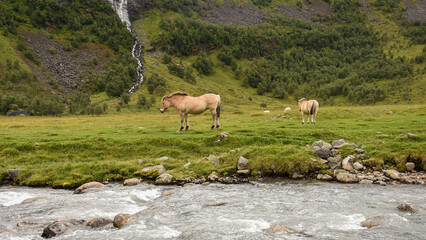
298,98,319,124
160,92,221,131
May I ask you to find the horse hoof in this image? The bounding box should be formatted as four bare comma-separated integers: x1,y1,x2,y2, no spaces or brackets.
179,127,184,131
185,126,189,131
216,125,220,129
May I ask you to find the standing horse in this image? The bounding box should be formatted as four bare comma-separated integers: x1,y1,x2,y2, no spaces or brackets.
298,98,319,124
160,92,221,131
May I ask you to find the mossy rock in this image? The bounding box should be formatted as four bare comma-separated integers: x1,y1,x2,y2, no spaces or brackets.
366,158,384,170
134,170,142,176
146,169,159,178
52,183,63,189
62,182,73,189
114,174,124,181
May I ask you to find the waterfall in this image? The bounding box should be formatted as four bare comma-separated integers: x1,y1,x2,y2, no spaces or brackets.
107,0,144,93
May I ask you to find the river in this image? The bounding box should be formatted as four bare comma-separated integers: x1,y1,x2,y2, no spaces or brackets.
0,182,425,239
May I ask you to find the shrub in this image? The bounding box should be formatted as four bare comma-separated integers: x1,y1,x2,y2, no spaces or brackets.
192,54,214,75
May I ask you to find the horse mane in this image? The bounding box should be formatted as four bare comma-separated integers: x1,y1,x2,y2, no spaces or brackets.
298,98,307,102
162,92,189,101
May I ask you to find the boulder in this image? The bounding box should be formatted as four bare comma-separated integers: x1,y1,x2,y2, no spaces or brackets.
407,133,417,138
336,172,358,183
332,139,346,148
342,155,355,171
355,148,364,153
41,219,84,238
328,156,341,169
316,148,331,159
359,179,373,184
141,165,166,178
284,107,291,113
330,149,339,157
312,140,326,149
291,172,304,179
384,170,400,180
353,162,364,171
206,155,220,165
123,178,141,186
400,176,415,184
86,217,113,228
237,156,248,170
237,169,250,175
155,173,173,185
113,214,134,228
405,162,415,172
183,162,191,169
215,132,228,142
208,172,219,182
317,174,333,181
157,156,168,161
73,182,104,194
269,225,291,232
397,203,418,213
6,109,27,116
361,216,385,228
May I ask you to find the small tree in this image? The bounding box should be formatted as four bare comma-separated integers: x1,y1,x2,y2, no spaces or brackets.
121,93,130,105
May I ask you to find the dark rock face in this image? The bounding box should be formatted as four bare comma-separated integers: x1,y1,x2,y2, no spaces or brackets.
404,0,426,22
6,109,28,116
41,219,84,238
277,0,333,24
127,0,155,22
203,0,267,26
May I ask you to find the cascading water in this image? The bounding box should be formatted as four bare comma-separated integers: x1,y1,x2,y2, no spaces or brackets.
108,0,144,93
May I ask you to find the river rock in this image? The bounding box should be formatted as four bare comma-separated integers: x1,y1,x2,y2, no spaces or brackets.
342,155,355,171
123,178,141,186
353,162,364,171
355,148,364,153
328,156,341,169
162,189,176,196
17,221,39,227
316,148,331,159
397,203,418,213
330,149,339,157
113,214,134,228
41,219,84,238
405,162,415,172
317,174,333,181
155,173,173,185
206,155,220,165
361,216,385,228
312,140,326,149
292,172,304,179
73,181,104,194
237,169,250,175
86,217,113,228
208,172,219,182
141,165,166,178
359,179,373,184
237,156,248,170
269,225,291,232
384,170,400,180
336,172,358,183
21,197,39,204
400,176,415,184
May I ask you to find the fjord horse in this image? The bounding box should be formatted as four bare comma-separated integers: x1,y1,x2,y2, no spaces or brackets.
160,92,221,131
298,98,319,124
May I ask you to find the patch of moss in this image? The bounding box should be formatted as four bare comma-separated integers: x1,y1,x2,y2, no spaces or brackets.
146,169,159,178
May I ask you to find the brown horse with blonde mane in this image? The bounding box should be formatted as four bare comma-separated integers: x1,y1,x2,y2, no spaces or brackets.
160,92,221,131
298,98,319,124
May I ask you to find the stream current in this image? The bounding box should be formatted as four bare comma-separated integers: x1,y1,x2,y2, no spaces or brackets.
0,181,425,239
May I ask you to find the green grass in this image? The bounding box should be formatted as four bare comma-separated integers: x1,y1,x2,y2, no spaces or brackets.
0,104,424,187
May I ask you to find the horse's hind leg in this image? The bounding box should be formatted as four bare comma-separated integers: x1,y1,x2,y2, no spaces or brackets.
216,117,220,129
179,112,185,131
301,112,305,124
185,114,189,131
211,110,217,130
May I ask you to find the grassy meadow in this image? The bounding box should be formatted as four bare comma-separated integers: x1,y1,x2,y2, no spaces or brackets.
0,104,424,187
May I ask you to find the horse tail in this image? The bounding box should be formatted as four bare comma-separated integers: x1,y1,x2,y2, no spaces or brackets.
216,95,221,118
310,101,315,115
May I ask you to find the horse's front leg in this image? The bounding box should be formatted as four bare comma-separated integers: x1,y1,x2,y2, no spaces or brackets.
179,112,185,131
301,112,305,124
185,114,189,131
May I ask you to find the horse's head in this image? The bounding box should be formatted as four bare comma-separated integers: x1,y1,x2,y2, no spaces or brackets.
160,97,171,113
